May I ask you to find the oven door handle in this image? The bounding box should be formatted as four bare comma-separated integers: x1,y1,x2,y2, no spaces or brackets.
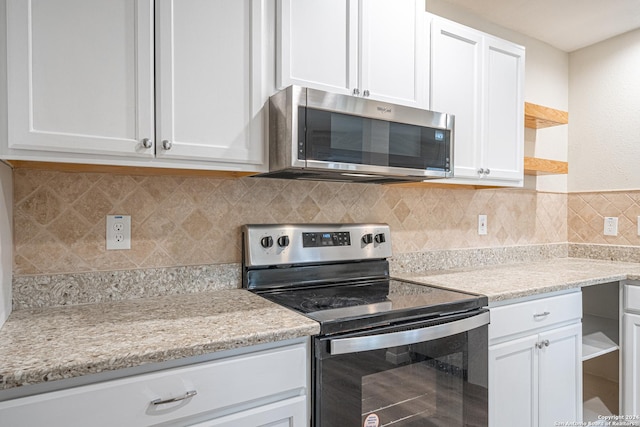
329,311,490,356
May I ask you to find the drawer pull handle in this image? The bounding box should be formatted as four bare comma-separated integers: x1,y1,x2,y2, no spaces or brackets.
533,311,550,319
151,390,197,406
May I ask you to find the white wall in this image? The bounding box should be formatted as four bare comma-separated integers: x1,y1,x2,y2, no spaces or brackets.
0,162,11,327
568,28,640,192
426,0,569,193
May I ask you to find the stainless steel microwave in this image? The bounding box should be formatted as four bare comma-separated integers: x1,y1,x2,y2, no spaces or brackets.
256,86,454,184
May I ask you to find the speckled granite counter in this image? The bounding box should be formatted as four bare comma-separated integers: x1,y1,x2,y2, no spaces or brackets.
0,289,319,392
397,258,640,303
4,256,640,395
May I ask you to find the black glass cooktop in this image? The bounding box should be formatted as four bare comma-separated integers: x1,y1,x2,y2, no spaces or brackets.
256,279,487,335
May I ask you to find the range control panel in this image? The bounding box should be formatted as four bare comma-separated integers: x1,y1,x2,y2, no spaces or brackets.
302,231,351,247
243,223,392,267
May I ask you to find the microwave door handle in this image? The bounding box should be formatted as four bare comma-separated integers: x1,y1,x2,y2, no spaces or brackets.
329,311,490,356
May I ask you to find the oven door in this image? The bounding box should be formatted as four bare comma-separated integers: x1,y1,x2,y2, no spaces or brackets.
313,310,489,427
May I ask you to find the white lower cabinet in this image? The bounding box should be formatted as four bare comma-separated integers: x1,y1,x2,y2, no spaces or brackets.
488,291,582,427
0,341,309,427
623,312,640,417
188,396,306,427
623,282,640,418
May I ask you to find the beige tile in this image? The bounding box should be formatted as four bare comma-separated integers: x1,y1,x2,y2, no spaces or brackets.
181,209,213,241
72,188,113,224
17,187,64,226
47,209,92,246
98,174,138,203
10,169,582,275
45,172,91,204
118,187,158,226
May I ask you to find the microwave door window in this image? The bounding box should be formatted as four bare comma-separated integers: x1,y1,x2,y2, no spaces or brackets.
305,108,450,171
388,123,450,170
362,120,390,166
306,109,364,164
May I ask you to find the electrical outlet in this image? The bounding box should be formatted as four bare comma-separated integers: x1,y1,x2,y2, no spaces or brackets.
106,215,131,250
478,214,488,235
604,217,618,236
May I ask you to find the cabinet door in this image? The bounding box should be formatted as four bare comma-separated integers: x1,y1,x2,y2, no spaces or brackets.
489,334,538,427
538,323,583,426
277,0,357,95
188,396,306,427
359,0,428,108
482,36,525,182
623,312,640,416
6,0,155,157
155,0,267,169
430,17,483,179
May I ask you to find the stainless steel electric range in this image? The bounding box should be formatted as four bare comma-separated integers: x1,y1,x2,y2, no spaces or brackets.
242,223,489,427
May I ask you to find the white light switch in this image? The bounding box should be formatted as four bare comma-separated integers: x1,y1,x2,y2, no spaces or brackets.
478,214,487,235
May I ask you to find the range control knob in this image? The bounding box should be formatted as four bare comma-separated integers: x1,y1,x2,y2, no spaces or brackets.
277,235,290,247
260,236,273,248
362,233,374,245
374,233,386,244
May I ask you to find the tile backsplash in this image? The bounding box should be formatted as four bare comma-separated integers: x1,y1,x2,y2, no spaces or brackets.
569,191,640,245
13,168,568,276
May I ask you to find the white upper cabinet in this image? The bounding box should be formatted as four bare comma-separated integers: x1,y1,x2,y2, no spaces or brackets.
358,0,428,107
155,0,266,166
430,18,483,180
6,0,155,158
430,15,525,186
277,0,428,109
483,36,525,182
277,0,356,95
3,0,270,172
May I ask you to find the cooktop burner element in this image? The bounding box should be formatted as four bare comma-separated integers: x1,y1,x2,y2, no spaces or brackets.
242,224,487,335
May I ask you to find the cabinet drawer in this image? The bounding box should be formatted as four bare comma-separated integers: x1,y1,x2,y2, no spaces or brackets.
0,342,308,427
490,292,582,341
625,284,640,311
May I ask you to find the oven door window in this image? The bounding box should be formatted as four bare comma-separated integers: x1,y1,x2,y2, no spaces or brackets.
314,322,487,427
303,108,450,171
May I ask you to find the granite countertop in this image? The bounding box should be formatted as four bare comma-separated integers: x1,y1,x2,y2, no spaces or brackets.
4,256,640,395
0,289,320,392
396,257,640,303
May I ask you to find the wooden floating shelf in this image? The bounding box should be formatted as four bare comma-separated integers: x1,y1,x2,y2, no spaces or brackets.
524,157,568,175
524,102,568,129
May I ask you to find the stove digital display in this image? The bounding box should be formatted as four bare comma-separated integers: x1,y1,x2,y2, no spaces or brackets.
303,231,351,247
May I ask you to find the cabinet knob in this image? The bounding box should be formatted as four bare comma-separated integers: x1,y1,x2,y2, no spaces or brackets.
352,88,360,96
363,89,370,97
141,138,153,149
535,339,551,349
485,168,491,175
162,140,172,150
478,168,485,175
